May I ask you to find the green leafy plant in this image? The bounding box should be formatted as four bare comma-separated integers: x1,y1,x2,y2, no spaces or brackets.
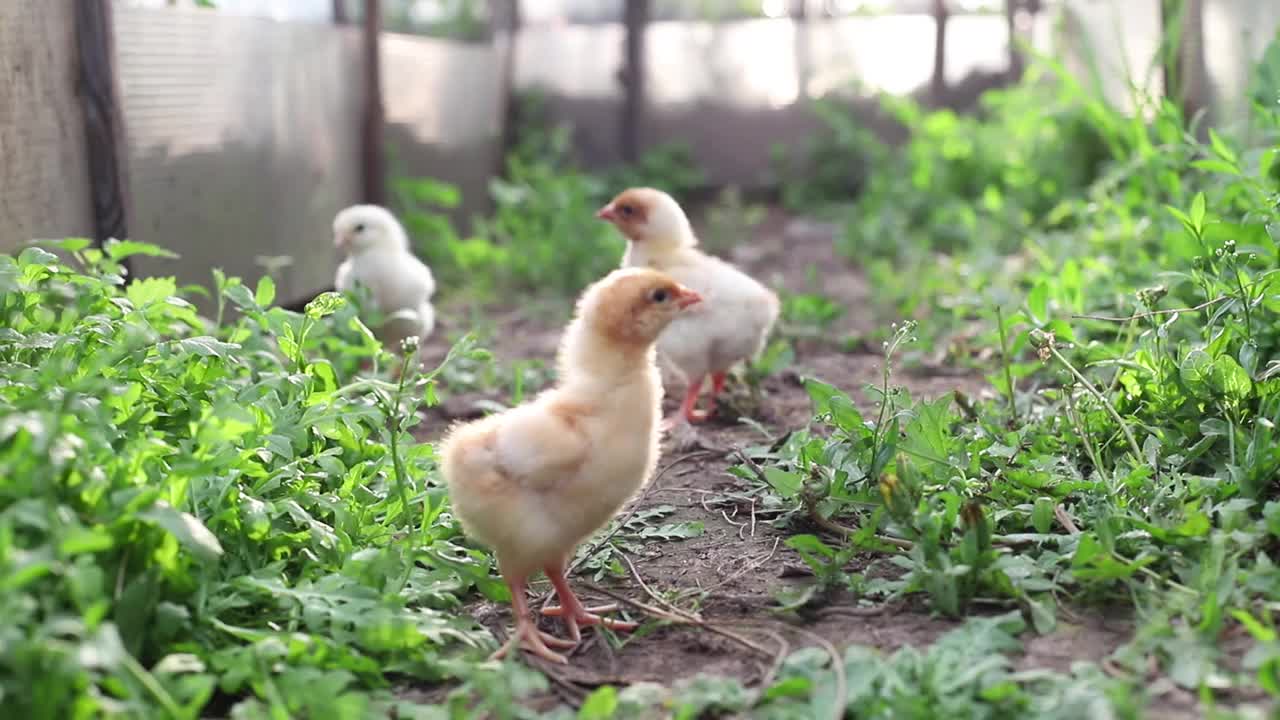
772,96,886,213
724,36,1280,714
572,505,704,581
603,142,706,201
0,241,497,717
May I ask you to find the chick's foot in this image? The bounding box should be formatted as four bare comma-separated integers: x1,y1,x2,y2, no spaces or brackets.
545,567,639,643
663,419,709,452
541,605,639,644
676,376,717,424
491,576,576,664
489,617,575,665
684,408,713,423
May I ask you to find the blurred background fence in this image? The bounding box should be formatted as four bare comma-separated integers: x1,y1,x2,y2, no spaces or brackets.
1,0,1277,305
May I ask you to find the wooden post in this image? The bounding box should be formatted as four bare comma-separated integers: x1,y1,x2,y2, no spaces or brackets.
1159,0,1184,105
620,0,650,164
1005,0,1023,82
1182,0,1207,122
792,0,811,101
333,0,348,24
1160,0,1206,122
74,0,133,275
930,0,949,105
493,0,521,168
361,0,387,205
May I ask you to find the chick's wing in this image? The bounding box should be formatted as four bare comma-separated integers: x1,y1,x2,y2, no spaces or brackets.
492,402,590,493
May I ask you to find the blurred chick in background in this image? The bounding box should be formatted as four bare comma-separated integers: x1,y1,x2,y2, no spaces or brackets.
333,205,436,368
440,267,702,663
598,188,779,428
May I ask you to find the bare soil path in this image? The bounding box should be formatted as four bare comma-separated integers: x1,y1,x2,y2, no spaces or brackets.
408,210,1206,717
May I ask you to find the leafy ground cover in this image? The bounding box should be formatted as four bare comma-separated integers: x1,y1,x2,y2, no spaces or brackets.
4,38,1280,720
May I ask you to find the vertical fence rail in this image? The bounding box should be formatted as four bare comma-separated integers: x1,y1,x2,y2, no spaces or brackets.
74,0,132,274
620,0,649,163
930,0,949,104
494,0,521,169
362,0,387,205
1005,0,1023,81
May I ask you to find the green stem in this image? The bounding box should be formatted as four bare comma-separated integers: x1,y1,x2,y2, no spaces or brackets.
871,362,893,470
1105,318,1139,396
295,317,314,371
1225,412,1237,466
1049,346,1146,469
1234,267,1254,340
388,351,415,515
995,306,1018,426
1065,387,1104,475
122,653,186,719
1137,565,1197,596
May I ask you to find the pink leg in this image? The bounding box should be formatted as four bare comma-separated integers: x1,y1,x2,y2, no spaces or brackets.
684,374,719,423
490,575,576,664
710,371,727,396
540,563,639,643
675,375,713,424
661,375,706,430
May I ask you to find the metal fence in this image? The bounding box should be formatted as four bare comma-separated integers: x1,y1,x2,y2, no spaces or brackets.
114,6,366,306
2,1,1278,305
0,1,507,307
515,11,1027,186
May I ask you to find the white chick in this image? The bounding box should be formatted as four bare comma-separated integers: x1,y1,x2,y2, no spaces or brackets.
333,205,436,359
597,187,780,426
440,267,702,664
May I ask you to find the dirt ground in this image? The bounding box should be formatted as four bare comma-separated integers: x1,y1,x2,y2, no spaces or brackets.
408,210,1211,717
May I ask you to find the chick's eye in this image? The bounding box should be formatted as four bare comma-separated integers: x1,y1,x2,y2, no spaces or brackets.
354,223,366,233
651,288,669,303
620,205,635,217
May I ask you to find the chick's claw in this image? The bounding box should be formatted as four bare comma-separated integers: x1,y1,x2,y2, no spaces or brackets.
541,602,619,617
543,605,639,644
684,407,713,424
544,566,640,642
543,603,638,630
490,619,572,665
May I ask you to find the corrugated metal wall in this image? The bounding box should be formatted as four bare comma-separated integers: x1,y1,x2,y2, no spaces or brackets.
514,14,1022,187
112,6,364,305
0,3,93,253
1060,0,1280,122
6,1,1276,293
383,32,507,229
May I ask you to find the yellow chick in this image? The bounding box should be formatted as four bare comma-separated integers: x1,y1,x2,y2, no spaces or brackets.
440,267,702,664
598,188,780,426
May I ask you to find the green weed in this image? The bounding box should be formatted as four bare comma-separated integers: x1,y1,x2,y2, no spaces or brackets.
0,241,497,717
728,34,1280,716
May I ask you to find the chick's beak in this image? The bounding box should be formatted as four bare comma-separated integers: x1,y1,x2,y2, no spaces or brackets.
334,231,350,254
596,204,617,222
675,286,702,309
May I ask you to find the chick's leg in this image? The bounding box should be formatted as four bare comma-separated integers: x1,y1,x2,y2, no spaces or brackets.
661,376,711,431
710,371,727,396
490,575,575,665
541,563,639,643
